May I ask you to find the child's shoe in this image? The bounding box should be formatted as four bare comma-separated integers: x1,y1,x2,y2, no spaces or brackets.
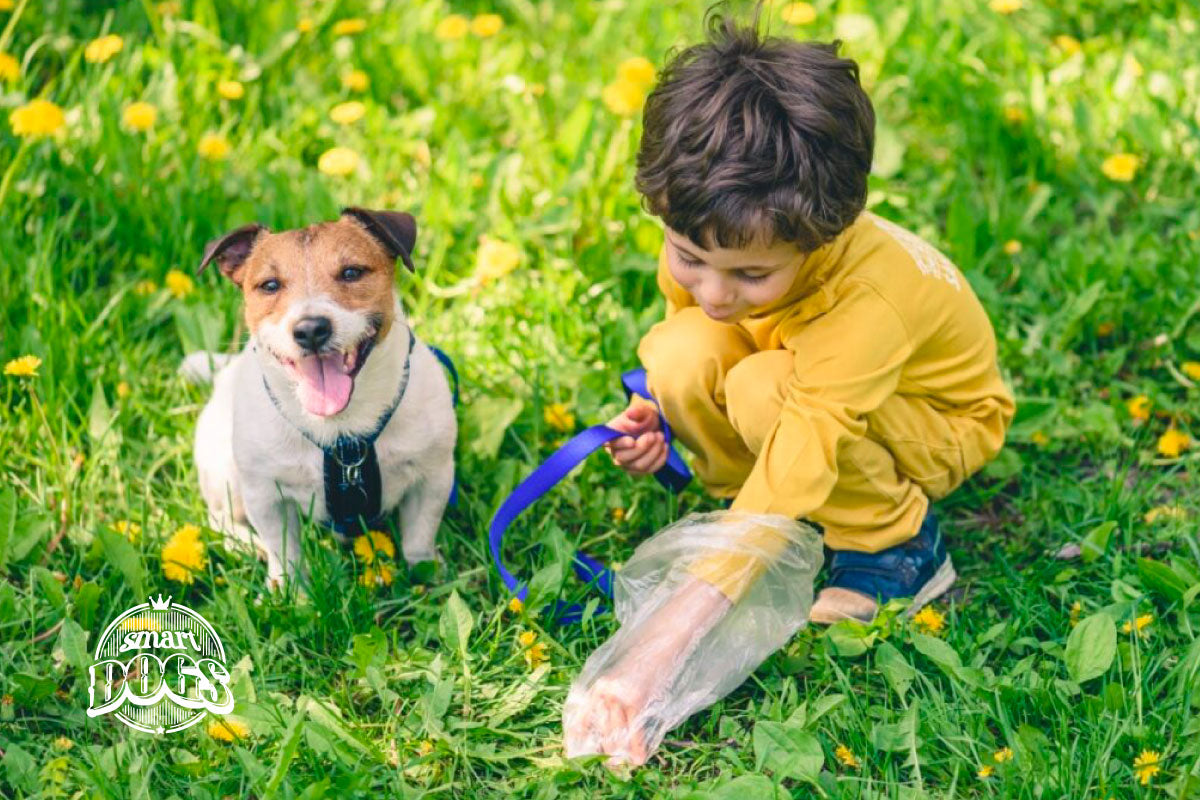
808,509,955,625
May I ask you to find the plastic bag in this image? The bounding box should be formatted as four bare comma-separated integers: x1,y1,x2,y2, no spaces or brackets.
562,510,823,766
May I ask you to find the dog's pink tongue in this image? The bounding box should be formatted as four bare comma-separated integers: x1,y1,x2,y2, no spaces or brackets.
295,354,353,417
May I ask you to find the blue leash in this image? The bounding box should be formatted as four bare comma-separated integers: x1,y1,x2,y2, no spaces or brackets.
487,367,692,624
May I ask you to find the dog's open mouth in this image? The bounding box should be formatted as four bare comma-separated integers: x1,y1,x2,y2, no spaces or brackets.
276,332,377,418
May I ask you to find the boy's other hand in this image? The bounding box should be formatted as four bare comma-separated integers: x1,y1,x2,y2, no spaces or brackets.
604,396,668,475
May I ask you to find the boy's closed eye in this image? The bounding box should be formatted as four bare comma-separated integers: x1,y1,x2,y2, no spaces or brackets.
677,253,770,283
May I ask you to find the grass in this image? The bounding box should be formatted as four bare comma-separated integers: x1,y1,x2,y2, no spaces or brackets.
2,0,1200,797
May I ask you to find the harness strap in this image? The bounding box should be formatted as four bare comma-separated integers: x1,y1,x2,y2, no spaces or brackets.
487,367,692,624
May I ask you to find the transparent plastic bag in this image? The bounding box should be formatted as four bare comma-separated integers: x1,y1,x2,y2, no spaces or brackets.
562,510,824,766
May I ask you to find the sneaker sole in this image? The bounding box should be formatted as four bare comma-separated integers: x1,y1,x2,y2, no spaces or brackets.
904,557,957,617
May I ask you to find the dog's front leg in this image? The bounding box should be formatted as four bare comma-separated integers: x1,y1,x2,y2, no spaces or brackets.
398,459,453,565
242,484,306,592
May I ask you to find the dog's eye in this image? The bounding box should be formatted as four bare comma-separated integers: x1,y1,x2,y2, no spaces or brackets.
259,278,281,294
339,266,366,282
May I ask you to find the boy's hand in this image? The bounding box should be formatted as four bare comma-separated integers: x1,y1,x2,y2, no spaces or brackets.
604,396,668,475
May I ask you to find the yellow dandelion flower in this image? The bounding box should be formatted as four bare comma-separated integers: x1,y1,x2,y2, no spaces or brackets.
543,403,575,432
1157,428,1189,458
471,14,503,38
162,524,207,584
518,630,537,647
122,615,160,632
1096,320,1116,336
1003,105,1027,124
601,77,646,116
329,100,366,125
611,507,626,522
834,744,860,769
978,765,994,779
524,641,548,668
0,52,19,82
297,17,314,33
1133,750,1161,785
1143,505,1187,524
217,80,245,100
1181,361,1200,380
111,520,142,543
198,132,231,161
435,14,469,41
156,1,181,16
134,279,158,296
165,269,194,299
617,56,655,89
988,0,1021,13
1101,153,1139,182
1069,601,1082,627
332,18,367,36
1031,430,1049,446
9,99,66,137
52,736,74,751
476,236,521,282
355,530,396,562
362,561,394,587
84,34,124,64
911,606,946,635
206,718,250,742
1121,613,1153,637
508,596,524,613
342,69,369,92
780,2,817,25
0,0,13,10
1126,395,1150,422
415,739,434,756
1053,35,1082,55
318,146,360,176
1003,239,1022,254
5,355,42,377
122,101,157,132
994,747,1014,763
116,381,131,398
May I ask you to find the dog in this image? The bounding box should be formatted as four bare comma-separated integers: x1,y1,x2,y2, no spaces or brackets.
181,207,457,590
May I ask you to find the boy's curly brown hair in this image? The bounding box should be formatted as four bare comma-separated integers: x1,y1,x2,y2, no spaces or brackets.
635,9,875,252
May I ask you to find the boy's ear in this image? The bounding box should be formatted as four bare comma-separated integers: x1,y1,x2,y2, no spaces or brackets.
197,223,267,284
340,207,417,272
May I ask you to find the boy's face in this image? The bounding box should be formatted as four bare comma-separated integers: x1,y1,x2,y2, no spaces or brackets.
664,227,804,323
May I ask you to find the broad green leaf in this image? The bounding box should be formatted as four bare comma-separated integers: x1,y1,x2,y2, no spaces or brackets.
1064,612,1116,683
96,525,146,597
439,589,474,656
1137,557,1190,603
0,486,15,573
56,620,90,674
707,774,780,800
876,642,917,697
461,396,524,459
826,618,877,657
1080,521,1116,563
752,721,823,783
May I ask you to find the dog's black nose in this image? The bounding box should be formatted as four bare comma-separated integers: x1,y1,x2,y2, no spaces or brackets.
293,316,333,352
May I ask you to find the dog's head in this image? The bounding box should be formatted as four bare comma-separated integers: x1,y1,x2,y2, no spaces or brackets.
198,207,416,418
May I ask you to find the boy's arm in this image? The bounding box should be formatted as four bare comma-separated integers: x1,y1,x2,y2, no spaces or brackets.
685,280,915,602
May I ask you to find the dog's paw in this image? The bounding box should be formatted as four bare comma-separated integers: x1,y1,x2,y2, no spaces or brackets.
401,544,442,567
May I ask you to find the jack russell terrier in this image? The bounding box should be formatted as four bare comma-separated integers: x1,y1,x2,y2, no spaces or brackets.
181,207,457,590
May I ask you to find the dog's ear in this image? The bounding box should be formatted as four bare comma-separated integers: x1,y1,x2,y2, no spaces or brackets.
340,207,417,272
198,223,267,284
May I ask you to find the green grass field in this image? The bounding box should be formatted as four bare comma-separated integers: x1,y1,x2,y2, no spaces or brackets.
3,0,1200,796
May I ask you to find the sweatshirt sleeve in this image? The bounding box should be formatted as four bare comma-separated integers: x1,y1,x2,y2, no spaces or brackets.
686,280,915,601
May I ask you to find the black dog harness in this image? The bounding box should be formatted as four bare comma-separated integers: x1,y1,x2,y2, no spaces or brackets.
260,329,416,537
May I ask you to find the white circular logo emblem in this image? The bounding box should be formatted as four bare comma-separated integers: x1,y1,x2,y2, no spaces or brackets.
86,594,234,735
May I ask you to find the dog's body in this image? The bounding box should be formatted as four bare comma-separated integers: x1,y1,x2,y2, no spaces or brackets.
185,208,456,588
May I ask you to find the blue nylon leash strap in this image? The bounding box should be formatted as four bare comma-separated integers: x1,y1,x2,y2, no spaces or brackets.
487,367,692,625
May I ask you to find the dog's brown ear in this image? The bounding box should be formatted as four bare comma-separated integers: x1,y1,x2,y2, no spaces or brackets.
340,207,417,272
198,223,267,284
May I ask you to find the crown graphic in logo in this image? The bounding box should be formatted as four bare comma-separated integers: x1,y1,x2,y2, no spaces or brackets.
148,594,173,611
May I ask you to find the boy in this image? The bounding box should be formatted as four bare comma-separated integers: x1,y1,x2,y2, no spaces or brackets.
563,16,1014,765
